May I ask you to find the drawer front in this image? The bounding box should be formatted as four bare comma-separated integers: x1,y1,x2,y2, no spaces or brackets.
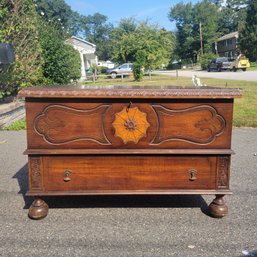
26,100,233,149
42,156,217,191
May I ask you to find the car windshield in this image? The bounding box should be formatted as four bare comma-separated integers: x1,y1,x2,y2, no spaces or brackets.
217,58,228,62
119,64,128,69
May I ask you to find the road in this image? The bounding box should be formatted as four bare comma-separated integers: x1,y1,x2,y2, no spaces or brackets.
155,69,257,82
0,129,257,257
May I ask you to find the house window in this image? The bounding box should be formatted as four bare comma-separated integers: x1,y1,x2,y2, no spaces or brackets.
227,39,232,45
221,39,233,46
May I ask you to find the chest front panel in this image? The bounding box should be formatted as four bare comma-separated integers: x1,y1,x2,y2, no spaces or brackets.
25,99,233,150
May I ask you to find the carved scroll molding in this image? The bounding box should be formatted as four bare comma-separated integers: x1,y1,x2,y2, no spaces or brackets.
217,156,230,189
151,105,226,145
112,107,150,144
34,104,111,145
29,157,43,191
19,87,242,99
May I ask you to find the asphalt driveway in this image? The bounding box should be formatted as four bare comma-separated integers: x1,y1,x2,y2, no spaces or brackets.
0,129,257,257
155,69,257,82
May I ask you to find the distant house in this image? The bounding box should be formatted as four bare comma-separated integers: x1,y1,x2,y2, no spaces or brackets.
66,36,98,80
213,31,240,59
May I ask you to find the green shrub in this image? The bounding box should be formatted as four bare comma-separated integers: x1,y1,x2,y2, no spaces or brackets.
99,66,108,74
133,50,145,81
133,63,143,81
166,62,181,70
181,58,192,65
250,61,257,67
0,0,44,97
39,22,81,84
200,52,219,70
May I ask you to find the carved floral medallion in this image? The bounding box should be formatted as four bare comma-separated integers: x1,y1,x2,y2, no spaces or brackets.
112,107,150,144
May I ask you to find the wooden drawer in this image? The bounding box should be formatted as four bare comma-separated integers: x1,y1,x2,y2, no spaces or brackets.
41,155,217,192
25,100,233,150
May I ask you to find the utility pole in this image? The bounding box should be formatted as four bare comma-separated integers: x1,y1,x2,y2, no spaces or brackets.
199,22,203,55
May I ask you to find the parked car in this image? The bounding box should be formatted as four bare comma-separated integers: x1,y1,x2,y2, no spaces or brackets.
106,63,133,79
207,57,231,72
230,54,250,72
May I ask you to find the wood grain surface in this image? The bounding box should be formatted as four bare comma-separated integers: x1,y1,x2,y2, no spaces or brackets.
42,155,216,191
25,99,233,150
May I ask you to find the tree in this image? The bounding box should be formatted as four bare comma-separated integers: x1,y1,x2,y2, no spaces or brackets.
214,0,248,34
34,0,74,30
169,1,220,62
111,18,138,63
80,13,113,60
168,3,194,60
112,19,174,66
238,0,257,61
194,0,220,52
39,21,81,84
111,19,174,80
0,0,44,96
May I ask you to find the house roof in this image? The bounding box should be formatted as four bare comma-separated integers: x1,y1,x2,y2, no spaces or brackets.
217,31,239,42
66,36,96,48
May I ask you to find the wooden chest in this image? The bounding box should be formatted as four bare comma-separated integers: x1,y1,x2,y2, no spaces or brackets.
18,86,241,219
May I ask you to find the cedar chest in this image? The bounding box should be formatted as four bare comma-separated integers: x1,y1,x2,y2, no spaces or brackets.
18,86,241,219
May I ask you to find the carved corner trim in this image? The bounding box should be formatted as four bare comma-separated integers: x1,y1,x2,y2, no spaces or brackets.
217,156,230,189
29,157,43,191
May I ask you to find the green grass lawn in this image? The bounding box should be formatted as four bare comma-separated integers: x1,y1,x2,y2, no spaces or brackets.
248,62,257,71
83,74,257,127
199,78,257,127
3,118,26,130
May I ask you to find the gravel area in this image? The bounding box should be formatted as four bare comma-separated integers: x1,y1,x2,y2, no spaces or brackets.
0,129,256,257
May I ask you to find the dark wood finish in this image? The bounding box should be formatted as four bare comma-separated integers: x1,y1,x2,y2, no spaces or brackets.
28,198,49,220
42,155,216,191
208,194,228,218
28,157,44,193
24,149,235,155
19,86,241,219
26,190,233,196
24,101,234,149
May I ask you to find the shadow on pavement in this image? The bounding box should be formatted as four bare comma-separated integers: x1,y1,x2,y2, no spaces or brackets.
13,163,211,215
12,163,32,209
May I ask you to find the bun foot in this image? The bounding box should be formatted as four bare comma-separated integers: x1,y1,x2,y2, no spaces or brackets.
209,195,228,218
28,198,48,220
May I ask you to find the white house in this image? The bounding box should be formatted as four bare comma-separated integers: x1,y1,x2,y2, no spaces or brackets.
66,36,98,80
